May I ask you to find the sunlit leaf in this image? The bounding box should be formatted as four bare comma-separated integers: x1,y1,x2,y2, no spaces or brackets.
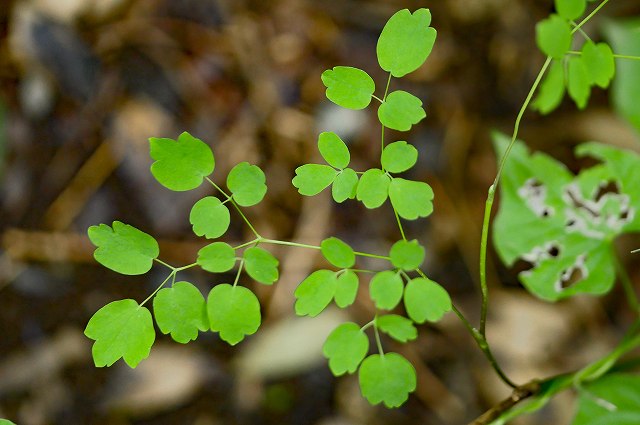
197,242,237,273
581,42,615,89
567,55,591,109
227,162,267,206
532,60,566,114
153,281,208,343
536,15,572,59
369,270,404,310
292,164,338,196
243,246,279,284
321,67,375,110
378,91,426,132
388,178,434,220
404,277,451,323
356,169,391,209
322,322,369,375
294,270,338,317
555,0,586,20
321,237,356,269
318,131,350,169
359,353,417,408
85,299,155,368
381,141,418,173
332,168,359,203
334,270,359,308
389,239,425,270
207,284,261,345
88,221,159,275
572,374,640,425
149,132,214,191
376,314,417,342
189,196,230,239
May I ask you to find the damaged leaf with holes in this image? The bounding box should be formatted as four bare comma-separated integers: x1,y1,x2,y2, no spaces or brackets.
492,132,640,301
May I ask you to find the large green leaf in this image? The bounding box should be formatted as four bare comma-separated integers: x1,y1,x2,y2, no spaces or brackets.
292,164,338,196
378,91,426,132
189,196,230,239
243,247,279,284
294,270,338,317
356,169,391,209
85,299,155,368
377,8,437,78
359,353,417,408
388,178,434,220
536,14,572,59
207,284,261,345
153,281,208,343
88,221,159,275
322,322,369,375
572,374,640,425
149,132,214,191
227,162,267,207
321,67,375,110
369,270,404,310
197,242,237,273
321,237,356,269
318,131,350,169
404,278,451,323
492,133,638,301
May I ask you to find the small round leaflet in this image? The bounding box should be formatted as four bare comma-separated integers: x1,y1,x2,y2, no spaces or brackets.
227,162,267,206
153,281,208,343
197,242,236,273
332,168,359,203
321,66,375,110
207,284,261,345
532,60,565,114
318,131,350,169
88,221,159,275
294,270,338,317
149,131,214,191
582,42,615,88
381,141,418,173
321,237,356,269
378,91,426,132
358,353,417,408
334,270,359,308
567,56,591,109
369,270,404,310
404,278,452,323
292,164,338,196
189,196,230,239
356,169,390,209
390,239,425,270
555,0,586,20
536,15,571,59
322,322,369,375
389,178,434,220
243,246,279,284
376,314,417,343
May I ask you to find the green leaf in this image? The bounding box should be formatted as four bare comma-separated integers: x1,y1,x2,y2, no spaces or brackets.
292,164,338,196
88,221,159,275
84,299,155,368
243,246,279,284
388,178,434,220
153,281,208,343
404,278,451,323
603,18,640,133
334,270,359,308
555,0,586,20
581,42,615,89
294,270,338,317
377,8,437,78
332,168,359,203
321,237,356,269
197,242,237,273
318,131,350,169
207,284,261,345
389,239,425,270
149,132,214,191
567,55,591,109
572,374,640,425
359,353,417,408
189,196,230,239
378,91,426,132
356,169,391,209
376,314,417,342
369,270,404,310
0,420,17,425
536,14,572,59
227,162,267,207
381,141,418,173
321,67,375,110
532,60,566,114
322,322,369,375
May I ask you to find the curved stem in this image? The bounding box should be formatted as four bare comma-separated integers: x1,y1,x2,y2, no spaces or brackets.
206,177,261,239
139,271,175,307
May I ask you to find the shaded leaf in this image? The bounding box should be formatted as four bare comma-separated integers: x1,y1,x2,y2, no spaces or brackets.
292,164,338,196
567,55,591,109
572,374,640,425
582,42,615,89
532,60,566,114
321,67,375,110
536,15,572,59
207,284,261,345
227,162,267,206
404,278,451,323
153,281,208,343
555,0,586,20
378,91,426,131
359,353,417,408
322,322,369,375
189,196,230,239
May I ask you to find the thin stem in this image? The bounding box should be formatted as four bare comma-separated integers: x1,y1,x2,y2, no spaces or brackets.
613,253,639,314
206,177,261,238
572,0,609,35
571,21,592,42
260,238,321,250
478,187,495,336
372,94,384,103
361,319,376,332
175,262,198,272
380,73,393,155
567,51,640,61
350,269,376,274
233,238,261,250
393,208,407,241
233,260,244,287
374,322,385,357
139,271,175,307
154,258,175,270
353,251,390,260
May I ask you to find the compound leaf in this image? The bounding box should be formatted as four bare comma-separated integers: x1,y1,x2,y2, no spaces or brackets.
85,299,155,368
318,131,350,169
243,246,279,285
356,169,391,209
153,281,208,343
381,141,418,173
532,60,566,114
404,278,451,323
359,353,417,408
292,164,338,196
369,270,404,310
227,162,267,207
197,242,236,273
321,67,375,110
149,132,214,191
536,14,572,59
390,239,425,270
389,178,434,220
88,221,159,275
377,8,437,78
322,322,369,375
376,314,417,343
335,270,359,308
572,374,640,425
294,270,338,317
189,196,230,239
207,284,261,345
567,55,591,109
321,237,356,269
378,91,426,132
332,168,359,203
581,42,615,89
555,0,586,20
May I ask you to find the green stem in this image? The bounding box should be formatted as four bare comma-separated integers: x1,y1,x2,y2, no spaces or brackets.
139,271,175,307
372,94,384,103
567,51,640,61
393,208,407,241
374,321,385,357
571,21,592,42
233,259,244,287
478,186,495,337
206,177,262,239
380,72,393,155
154,258,175,270
233,238,261,250
259,238,321,250
572,0,609,35
175,262,198,272
613,253,640,314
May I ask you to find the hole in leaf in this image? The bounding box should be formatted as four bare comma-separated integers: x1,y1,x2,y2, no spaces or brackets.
594,181,620,202
548,245,560,258
555,254,588,292
518,178,554,218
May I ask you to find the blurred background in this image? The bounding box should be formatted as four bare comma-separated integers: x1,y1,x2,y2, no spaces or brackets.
1,0,639,424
